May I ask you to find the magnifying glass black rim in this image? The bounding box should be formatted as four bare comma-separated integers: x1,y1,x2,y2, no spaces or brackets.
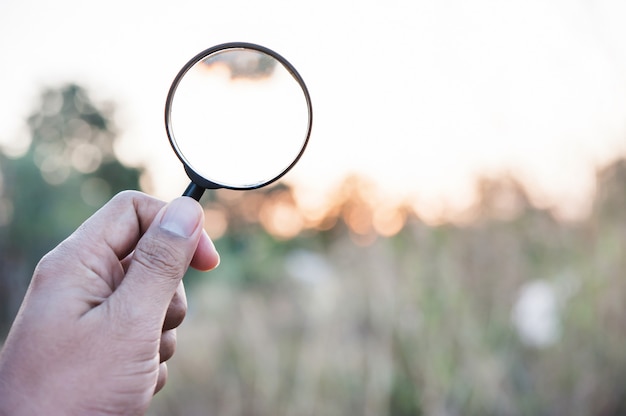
165,41,313,191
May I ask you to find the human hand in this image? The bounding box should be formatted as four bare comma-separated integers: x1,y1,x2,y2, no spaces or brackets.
0,191,219,415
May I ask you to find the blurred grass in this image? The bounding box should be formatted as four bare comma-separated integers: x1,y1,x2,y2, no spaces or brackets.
149,160,626,416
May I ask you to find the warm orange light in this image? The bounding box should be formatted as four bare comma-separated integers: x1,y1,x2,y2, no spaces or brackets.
204,206,228,240
343,203,373,236
259,193,304,239
373,206,406,237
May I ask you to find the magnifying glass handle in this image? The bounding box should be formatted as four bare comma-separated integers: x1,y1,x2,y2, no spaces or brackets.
183,182,205,201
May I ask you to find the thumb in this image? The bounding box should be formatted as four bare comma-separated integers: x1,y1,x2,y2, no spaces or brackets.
108,197,205,325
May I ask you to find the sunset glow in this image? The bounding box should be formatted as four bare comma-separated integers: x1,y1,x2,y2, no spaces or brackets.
1,0,626,225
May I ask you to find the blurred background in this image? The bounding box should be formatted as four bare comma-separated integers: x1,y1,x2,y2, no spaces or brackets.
2,0,626,415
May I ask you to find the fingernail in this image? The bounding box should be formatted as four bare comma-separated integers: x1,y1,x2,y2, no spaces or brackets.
160,197,202,238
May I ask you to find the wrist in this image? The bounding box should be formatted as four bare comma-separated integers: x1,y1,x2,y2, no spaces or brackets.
0,369,38,416
0,346,52,416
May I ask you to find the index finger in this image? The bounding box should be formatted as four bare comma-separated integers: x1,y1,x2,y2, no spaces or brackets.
74,190,167,261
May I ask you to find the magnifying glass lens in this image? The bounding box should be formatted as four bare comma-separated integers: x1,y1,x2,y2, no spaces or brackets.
166,44,312,194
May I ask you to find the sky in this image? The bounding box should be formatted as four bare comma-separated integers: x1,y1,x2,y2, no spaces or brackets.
1,0,626,221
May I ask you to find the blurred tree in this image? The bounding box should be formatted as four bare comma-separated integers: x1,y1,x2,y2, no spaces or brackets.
0,84,142,335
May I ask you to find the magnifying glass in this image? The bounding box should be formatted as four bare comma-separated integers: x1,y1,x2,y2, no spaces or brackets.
165,42,313,200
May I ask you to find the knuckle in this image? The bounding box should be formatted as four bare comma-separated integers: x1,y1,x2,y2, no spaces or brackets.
160,330,177,362
164,295,187,330
110,190,150,213
30,244,72,288
133,239,186,280
30,253,56,289
112,189,142,203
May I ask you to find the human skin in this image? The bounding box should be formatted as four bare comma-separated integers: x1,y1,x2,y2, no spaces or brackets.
0,191,220,415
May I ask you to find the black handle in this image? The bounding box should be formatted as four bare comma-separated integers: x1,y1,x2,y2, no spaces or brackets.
182,182,205,201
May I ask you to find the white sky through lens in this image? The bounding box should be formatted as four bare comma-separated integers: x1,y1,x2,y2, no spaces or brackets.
1,0,626,219
169,50,309,188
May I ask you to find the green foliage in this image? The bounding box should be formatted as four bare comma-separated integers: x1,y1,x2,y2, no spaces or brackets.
0,84,141,334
